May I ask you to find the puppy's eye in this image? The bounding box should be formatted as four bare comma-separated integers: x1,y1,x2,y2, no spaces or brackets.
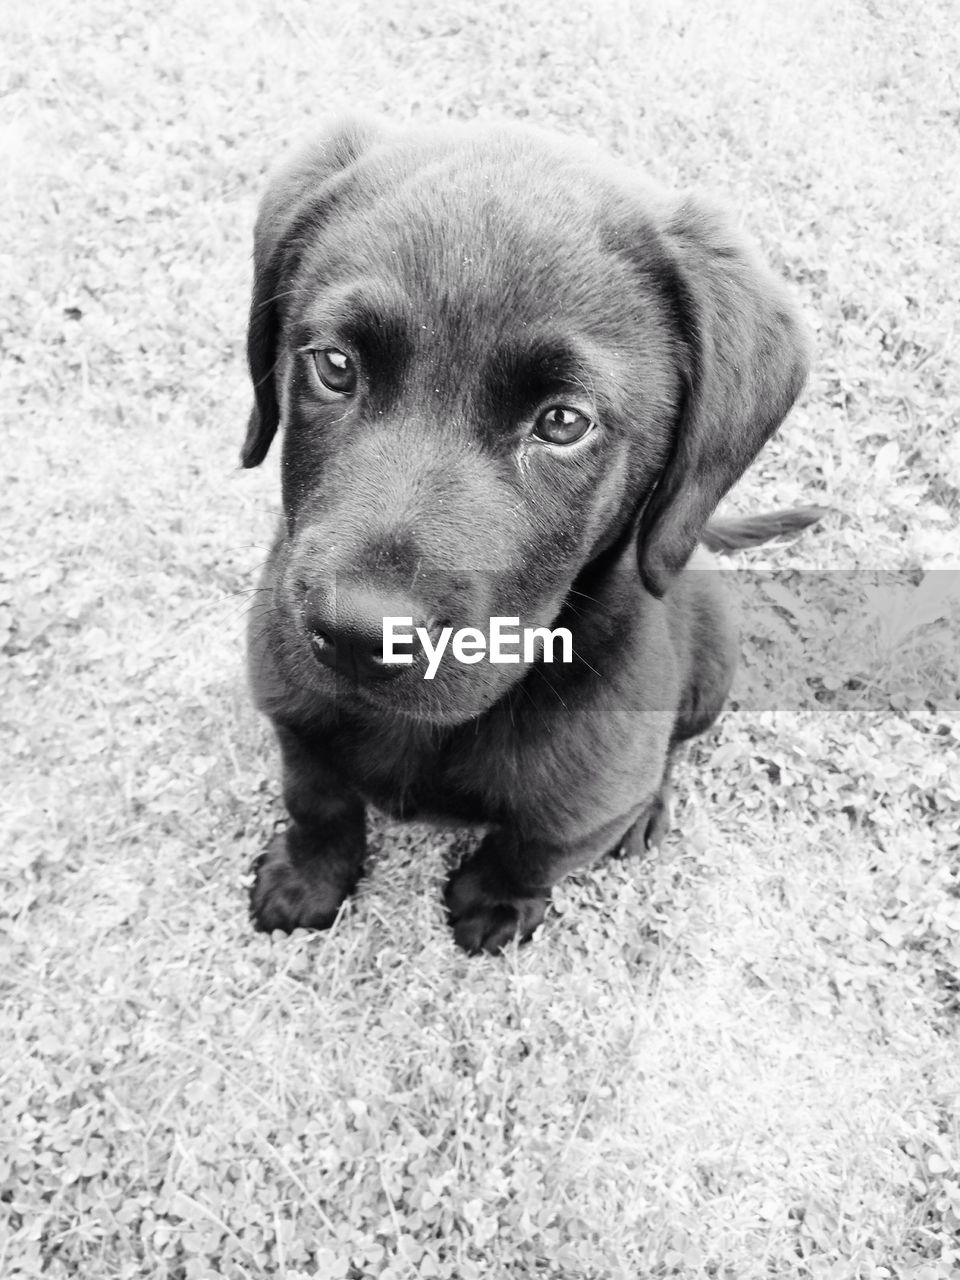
313,348,357,394
532,406,593,446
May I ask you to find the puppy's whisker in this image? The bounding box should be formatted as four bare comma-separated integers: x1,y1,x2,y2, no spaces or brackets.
528,665,568,711
512,675,552,731
571,648,602,679
565,587,620,618
250,285,308,313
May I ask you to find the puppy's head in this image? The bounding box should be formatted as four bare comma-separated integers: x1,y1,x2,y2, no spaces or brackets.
243,118,809,724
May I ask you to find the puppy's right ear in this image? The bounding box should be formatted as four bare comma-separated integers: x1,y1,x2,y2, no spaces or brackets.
241,116,385,467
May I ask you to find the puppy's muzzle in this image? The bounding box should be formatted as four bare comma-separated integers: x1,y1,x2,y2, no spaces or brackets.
303,581,443,682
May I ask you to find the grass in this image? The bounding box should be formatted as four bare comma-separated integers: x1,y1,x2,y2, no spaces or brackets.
2,0,959,1275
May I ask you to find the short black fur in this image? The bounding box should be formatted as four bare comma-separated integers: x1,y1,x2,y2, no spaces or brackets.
241,118,818,953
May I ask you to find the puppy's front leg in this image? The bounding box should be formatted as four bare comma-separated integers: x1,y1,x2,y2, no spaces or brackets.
444,829,548,955
250,725,366,933
445,815,636,955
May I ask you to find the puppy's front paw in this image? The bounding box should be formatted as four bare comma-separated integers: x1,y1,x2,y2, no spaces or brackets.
250,831,358,933
638,782,675,853
445,858,547,955
615,784,675,858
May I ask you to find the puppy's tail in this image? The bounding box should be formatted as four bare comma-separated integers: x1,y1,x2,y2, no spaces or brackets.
701,505,829,553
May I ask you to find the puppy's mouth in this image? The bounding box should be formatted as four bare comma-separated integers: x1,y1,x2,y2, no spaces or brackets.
296,612,539,725
282,551,577,722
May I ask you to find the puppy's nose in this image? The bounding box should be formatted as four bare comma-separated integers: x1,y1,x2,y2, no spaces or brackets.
303,582,432,681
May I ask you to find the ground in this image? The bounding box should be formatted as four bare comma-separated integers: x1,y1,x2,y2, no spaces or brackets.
2,0,959,1276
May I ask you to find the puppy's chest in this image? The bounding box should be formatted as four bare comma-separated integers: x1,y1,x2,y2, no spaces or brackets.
334,719,491,824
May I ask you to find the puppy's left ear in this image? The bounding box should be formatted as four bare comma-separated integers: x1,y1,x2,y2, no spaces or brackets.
637,198,811,596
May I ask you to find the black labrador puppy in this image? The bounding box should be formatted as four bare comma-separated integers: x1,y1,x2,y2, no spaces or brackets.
242,118,818,953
